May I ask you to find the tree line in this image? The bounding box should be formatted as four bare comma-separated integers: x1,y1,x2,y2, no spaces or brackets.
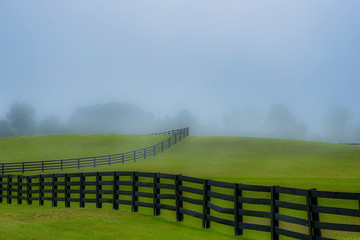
0,102,195,137
0,102,359,143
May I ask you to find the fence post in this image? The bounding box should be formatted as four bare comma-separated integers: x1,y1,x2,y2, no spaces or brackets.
7,175,12,204
133,151,136,162
108,155,111,165
79,173,85,208
2,164,4,174
234,183,243,236
41,161,44,172
17,175,22,204
175,174,184,222
27,176,32,205
306,189,315,238
122,154,124,164
94,157,96,168
271,186,279,240
132,171,138,212
202,179,211,229
78,158,80,169
0,175,2,203
144,148,146,159
310,189,321,238
175,134,177,144
113,172,119,210
52,174,58,207
22,162,25,174
153,173,160,216
168,138,171,148
96,172,102,208
161,141,164,152
39,175,44,206
65,174,70,208
60,160,63,171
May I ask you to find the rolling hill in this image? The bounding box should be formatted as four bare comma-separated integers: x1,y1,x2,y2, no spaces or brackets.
0,134,359,239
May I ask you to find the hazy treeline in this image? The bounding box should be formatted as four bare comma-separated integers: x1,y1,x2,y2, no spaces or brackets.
0,102,196,137
0,102,359,143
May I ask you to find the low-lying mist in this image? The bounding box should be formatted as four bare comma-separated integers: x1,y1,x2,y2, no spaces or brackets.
0,101,359,143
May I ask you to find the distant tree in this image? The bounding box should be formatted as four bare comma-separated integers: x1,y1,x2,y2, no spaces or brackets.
265,104,308,140
352,123,360,142
323,107,355,142
222,107,264,137
0,119,16,137
39,116,66,135
175,109,197,127
174,109,201,135
6,102,36,136
68,102,156,134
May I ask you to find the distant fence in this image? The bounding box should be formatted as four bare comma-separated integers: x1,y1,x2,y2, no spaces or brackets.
340,143,360,146
0,171,359,239
0,127,189,174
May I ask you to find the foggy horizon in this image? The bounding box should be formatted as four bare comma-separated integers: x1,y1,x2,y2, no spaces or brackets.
1,1,359,141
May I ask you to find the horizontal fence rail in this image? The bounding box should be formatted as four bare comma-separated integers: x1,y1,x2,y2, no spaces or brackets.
0,128,189,174
340,143,360,146
0,171,359,239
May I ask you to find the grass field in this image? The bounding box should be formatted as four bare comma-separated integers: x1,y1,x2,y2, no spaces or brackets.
0,134,168,163
1,135,359,239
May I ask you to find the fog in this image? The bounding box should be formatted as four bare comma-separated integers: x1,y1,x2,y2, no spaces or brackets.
1,1,359,142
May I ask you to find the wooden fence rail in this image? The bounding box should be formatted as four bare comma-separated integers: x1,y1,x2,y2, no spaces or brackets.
0,171,359,239
0,127,189,174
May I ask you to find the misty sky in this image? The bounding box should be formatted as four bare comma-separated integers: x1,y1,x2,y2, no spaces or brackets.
1,1,359,131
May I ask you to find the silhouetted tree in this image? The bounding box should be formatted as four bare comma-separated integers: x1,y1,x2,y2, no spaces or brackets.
6,102,36,136
265,104,308,140
0,119,16,137
174,109,200,135
222,107,264,137
39,116,66,135
68,102,156,134
323,107,355,142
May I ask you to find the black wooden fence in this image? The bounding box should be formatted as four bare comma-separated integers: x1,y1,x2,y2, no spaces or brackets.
0,171,359,239
0,127,189,174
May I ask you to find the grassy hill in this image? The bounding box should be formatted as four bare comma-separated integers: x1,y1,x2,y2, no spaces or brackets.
1,135,360,239
0,134,168,163
47,136,360,192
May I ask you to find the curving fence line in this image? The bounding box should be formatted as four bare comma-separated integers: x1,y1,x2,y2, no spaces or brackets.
0,127,189,174
0,171,359,239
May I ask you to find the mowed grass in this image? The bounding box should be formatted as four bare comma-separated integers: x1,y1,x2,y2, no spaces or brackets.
1,135,360,239
0,134,168,163
0,203,247,240
68,136,360,192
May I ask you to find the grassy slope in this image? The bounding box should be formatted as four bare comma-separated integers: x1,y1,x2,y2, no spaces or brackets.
67,136,360,192
1,135,360,239
0,204,245,240
0,134,168,163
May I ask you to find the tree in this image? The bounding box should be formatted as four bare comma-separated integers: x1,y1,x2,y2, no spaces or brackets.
6,102,36,136
67,102,156,134
323,107,355,142
174,109,200,135
0,119,15,137
39,116,66,135
222,107,264,137
265,104,308,140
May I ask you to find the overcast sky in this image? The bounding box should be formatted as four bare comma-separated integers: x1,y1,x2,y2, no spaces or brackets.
1,1,359,131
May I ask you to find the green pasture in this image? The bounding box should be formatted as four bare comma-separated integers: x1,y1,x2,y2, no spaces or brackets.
60,136,360,192
0,134,168,163
0,135,360,239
